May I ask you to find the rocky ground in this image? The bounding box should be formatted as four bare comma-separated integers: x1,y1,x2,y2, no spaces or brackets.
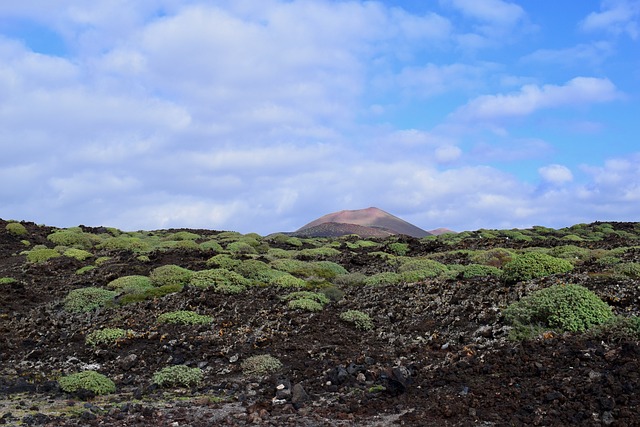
0,219,639,426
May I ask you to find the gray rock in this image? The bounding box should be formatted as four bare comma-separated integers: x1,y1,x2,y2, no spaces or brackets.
292,383,309,408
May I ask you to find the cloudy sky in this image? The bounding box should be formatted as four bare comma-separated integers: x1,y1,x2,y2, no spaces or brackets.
1,0,639,234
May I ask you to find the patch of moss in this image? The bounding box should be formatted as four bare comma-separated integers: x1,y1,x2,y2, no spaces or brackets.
0,277,17,285
75,265,96,275
288,298,324,312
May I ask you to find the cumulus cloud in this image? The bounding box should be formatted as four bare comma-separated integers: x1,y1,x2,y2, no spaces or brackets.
451,77,620,123
522,42,614,68
581,0,640,39
538,164,574,185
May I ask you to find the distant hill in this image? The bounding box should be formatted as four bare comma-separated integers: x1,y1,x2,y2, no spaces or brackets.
294,207,431,238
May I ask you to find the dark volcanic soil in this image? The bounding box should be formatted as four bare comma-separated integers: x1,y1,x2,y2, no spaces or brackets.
1,220,639,426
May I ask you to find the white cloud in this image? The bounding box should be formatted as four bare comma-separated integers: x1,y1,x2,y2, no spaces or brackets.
451,77,620,123
443,0,525,26
581,0,640,39
538,164,573,185
522,42,614,67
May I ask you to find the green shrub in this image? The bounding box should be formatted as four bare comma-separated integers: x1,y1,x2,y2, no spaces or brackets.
590,315,640,341
340,310,374,331
189,268,250,289
107,275,153,293
399,269,444,283
302,261,348,280
596,255,621,268
95,256,111,265
97,236,151,252
364,272,402,286
282,291,330,305
47,230,94,249
501,252,573,283
398,258,448,277
0,277,17,285
319,284,345,302
116,284,183,305
272,274,307,288
58,371,116,395
504,284,613,340
216,284,247,294
206,254,241,269
270,258,307,273
199,240,224,252
86,328,132,347
549,245,591,262
296,247,341,260
152,365,203,388
387,242,409,256
241,355,282,376
21,240,30,246
157,310,213,326
164,231,201,241
470,248,515,268
333,272,368,286
5,222,27,236
75,266,96,275
63,248,93,261
26,248,61,263
234,260,285,283
288,298,324,312
64,287,118,313
150,265,193,287
226,241,257,255
613,262,640,278
460,264,502,279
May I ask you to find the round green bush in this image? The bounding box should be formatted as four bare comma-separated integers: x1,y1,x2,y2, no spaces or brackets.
64,287,118,313
152,365,203,388
364,272,402,286
150,265,193,287
58,371,116,395
340,310,374,331
501,252,573,283
282,291,330,305
47,230,93,249
398,258,448,276
157,310,213,325
5,222,27,236
288,298,324,312
26,248,61,264
504,284,613,339
460,264,502,279
107,275,153,293
63,248,93,261
189,268,250,289
272,273,307,288
241,355,282,376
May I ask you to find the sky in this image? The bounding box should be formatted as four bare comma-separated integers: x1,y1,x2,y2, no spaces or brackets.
1,0,639,234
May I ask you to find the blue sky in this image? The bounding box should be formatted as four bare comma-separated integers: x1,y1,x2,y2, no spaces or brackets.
1,0,639,234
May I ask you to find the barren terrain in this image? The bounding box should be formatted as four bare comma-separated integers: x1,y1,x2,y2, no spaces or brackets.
1,219,639,426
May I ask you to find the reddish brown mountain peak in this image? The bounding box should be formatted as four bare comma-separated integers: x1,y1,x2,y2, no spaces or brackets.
296,207,431,238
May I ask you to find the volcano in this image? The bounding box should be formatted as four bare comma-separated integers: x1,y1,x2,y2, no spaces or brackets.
294,207,431,238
